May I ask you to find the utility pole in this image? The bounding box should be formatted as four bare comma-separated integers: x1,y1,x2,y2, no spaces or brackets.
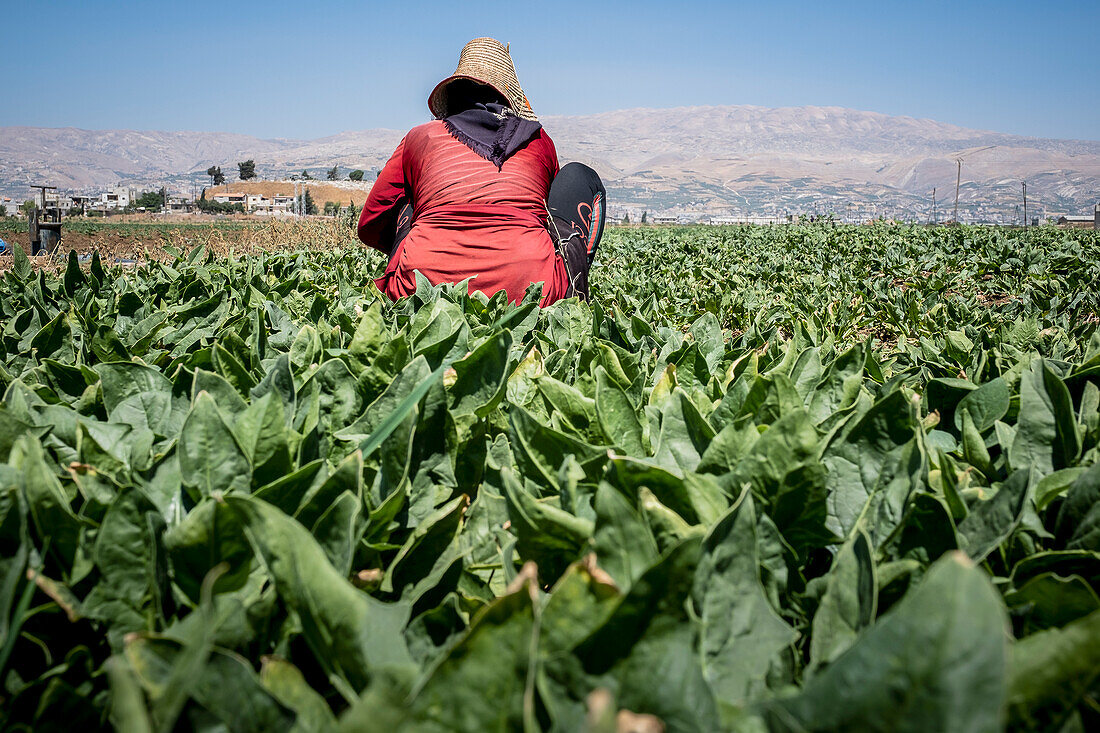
1022,181,1028,231
953,160,962,223
932,187,937,225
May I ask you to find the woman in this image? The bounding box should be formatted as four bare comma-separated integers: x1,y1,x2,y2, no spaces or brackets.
357,37,605,306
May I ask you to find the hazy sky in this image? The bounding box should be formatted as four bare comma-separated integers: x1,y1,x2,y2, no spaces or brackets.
3,0,1097,140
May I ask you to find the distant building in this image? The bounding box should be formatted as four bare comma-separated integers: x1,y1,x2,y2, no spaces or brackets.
709,215,787,225
69,195,96,213
243,194,294,215
1055,212,1098,229
167,195,193,213
651,215,679,224
272,194,295,213
100,186,137,210
212,192,247,206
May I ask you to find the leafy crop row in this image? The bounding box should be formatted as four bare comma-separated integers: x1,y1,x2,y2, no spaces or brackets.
0,226,1098,731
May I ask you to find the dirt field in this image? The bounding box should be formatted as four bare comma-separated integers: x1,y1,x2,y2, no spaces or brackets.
0,217,363,271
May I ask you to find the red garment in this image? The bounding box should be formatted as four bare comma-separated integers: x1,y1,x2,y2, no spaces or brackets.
358,120,569,305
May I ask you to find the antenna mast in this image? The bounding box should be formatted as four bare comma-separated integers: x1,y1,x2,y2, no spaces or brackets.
952,146,997,224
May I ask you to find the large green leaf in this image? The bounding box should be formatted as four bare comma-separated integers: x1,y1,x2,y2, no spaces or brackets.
1006,608,1100,729
178,391,252,496
224,495,414,692
808,528,876,669
1010,360,1081,474
764,553,1008,733
693,488,798,714
449,330,513,418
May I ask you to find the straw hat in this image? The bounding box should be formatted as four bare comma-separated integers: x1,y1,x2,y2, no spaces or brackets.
428,37,537,121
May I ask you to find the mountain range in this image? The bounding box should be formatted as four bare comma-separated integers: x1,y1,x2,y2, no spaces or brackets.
2,105,1098,220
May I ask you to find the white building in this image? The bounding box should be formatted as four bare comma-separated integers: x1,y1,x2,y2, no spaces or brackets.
167,195,193,213
248,194,295,215
100,186,137,210
0,196,20,215
709,215,788,225
212,192,247,207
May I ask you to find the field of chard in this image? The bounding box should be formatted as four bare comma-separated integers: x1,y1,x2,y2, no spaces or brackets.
1,223,1100,732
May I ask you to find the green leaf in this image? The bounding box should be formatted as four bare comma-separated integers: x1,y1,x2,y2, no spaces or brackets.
224,494,414,692
693,488,798,713
953,377,1009,432
958,469,1031,562
1004,572,1100,631
1055,461,1100,551
567,539,721,732
594,366,648,455
341,571,539,732
592,481,660,590
764,552,1008,733
449,330,513,418
821,389,921,540
178,391,252,496
260,657,337,733
11,435,86,572
1010,359,1080,474
82,488,166,644
11,241,32,280
652,388,714,474
164,498,253,603
193,368,248,415
497,459,593,581
807,342,864,423
354,358,444,457
234,391,293,487
1006,608,1100,730
809,528,876,669
127,637,296,733
63,249,87,295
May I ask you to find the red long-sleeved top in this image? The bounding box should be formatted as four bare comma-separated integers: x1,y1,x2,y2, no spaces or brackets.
358,120,569,305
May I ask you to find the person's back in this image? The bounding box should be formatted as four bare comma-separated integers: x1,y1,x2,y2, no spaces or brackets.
364,118,566,304
357,37,605,306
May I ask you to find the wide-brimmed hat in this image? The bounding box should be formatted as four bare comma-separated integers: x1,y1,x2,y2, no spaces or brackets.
428,37,537,121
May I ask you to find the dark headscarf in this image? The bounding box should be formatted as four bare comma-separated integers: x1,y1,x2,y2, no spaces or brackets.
443,102,542,170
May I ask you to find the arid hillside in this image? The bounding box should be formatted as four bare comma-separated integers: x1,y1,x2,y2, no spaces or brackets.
3,105,1098,217
205,180,373,208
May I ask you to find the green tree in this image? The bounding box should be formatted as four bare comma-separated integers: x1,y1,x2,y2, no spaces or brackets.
344,201,360,227
621,213,629,224
0,204,6,217
133,191,165,210
238,159,257,180
195,198,244,215
301,170,313,180
348,169,365,181
641,211,647,224
207,166,225,186
304,189,318,215
326,166,339,181
323,201,339,217
20,200,36,216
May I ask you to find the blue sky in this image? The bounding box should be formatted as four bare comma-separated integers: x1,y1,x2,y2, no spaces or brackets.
2,0,1097,140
